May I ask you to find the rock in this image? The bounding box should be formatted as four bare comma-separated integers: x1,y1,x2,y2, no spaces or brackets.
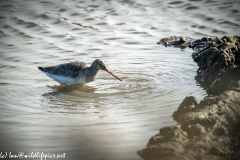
158,36,240,95
147,124,188,146
157,36,195,47
209,77,222,94
137,142,184,160
172,96,199,122
209,67,240,94
192,36,240,84
137,91,240,160
138,36,240,160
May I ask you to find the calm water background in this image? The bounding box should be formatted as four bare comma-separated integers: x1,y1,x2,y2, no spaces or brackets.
0,0,239,160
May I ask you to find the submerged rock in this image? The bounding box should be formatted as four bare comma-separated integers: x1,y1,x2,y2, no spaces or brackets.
157,36,194,48
157,36,217,51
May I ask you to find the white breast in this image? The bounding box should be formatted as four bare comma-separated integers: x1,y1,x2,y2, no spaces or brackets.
45,72,86,86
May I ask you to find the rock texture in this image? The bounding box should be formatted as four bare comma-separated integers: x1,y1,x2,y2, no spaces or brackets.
192,36,240,94
158,36,240,94
138,36,240,160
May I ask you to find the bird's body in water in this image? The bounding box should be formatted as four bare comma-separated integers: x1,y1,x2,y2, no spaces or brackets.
38,59,122,86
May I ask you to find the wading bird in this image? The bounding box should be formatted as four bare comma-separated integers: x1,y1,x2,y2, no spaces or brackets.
38,59,122,86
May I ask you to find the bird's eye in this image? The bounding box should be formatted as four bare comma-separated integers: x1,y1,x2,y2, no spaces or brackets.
99,62,104,67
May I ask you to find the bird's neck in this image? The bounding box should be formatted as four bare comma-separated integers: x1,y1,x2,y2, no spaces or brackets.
89,61,99,76
89,66,99,76
85,66,99,82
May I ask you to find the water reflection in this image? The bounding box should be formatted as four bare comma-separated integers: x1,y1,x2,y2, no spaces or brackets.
45,84,96,94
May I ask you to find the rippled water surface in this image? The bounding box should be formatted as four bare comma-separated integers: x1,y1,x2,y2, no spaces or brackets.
0,0,239,159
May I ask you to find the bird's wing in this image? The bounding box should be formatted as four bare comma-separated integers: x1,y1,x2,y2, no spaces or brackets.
40,61,89,77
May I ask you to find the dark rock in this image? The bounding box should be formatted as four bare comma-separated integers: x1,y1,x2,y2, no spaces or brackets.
137,142,184,160
157,36,195,48
192,36,240,85
138,36,240,160
172,96,199,122
147,124,188,146
158,36,240,95
209,67,240,94
137,91,240,160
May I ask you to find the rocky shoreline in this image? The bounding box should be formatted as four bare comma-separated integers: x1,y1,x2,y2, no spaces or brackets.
137,36,240,160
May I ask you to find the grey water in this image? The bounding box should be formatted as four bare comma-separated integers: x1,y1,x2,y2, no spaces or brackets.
0,0,239,160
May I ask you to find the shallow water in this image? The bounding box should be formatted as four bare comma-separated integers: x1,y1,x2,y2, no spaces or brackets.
0,0,239,159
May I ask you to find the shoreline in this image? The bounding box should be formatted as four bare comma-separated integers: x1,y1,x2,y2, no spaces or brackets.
137,36,240,160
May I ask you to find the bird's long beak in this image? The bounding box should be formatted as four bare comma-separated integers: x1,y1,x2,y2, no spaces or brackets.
105,68,122,81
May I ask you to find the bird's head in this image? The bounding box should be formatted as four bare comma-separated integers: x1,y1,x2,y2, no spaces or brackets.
95,59,107,70
94,59,122,81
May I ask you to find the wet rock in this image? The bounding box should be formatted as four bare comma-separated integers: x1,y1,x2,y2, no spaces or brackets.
157,36,195,48
138,142,184,160
137,91,240,160
147,124,188,146
192,36,240,85
208,67,240,94
157,36,217,51
138,36,240,160
172,96,199,122
158,36,240,95
181,123,206,138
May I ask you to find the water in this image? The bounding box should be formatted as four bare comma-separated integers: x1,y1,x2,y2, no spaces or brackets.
0,0,239,159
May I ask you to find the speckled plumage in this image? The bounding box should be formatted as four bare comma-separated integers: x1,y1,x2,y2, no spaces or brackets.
38,59,122,86
39,61,89,78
